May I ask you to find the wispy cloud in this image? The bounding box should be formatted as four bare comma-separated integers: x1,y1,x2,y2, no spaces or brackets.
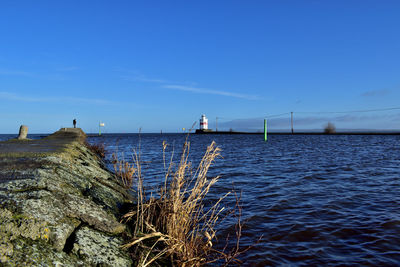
0,69,37,78
62,97,113,105
115,69,257,100
0,91,42,102
0,69,66,80
57,66,80,72
121,74,170,84
0,91,114,105
114,69,171,83
163,85,260,100
361,88,391,97
219,113,400,130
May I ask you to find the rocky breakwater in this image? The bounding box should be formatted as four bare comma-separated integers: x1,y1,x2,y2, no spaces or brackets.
0,128,133,266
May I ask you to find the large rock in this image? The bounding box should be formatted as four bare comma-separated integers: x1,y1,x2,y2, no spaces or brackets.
0,128,133,266
17,125,28,140
74,226,131,266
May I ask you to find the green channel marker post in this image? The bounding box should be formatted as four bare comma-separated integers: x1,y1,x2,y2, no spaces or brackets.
264,119,267,141
99,122,105,136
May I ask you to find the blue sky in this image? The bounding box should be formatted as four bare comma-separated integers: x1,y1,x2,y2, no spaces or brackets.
1,1,400,133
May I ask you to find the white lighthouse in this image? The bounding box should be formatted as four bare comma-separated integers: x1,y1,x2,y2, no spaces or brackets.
200,114,208,130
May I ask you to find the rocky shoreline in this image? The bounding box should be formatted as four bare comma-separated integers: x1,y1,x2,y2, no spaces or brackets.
0,128,133,266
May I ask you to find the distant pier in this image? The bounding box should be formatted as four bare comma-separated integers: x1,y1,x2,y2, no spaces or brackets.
195,129,400,135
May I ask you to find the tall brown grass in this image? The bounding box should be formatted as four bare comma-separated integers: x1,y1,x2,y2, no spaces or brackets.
113,138,257,266
112,152,136,188
85,141,106,158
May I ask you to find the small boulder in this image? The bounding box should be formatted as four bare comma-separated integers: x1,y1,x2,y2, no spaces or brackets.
17,125,28,140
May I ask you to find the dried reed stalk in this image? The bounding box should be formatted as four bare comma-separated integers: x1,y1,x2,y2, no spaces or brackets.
85,141,106,158
112,153,136,188
116,138,257,266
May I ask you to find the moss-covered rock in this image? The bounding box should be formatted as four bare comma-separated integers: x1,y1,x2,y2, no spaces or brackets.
74,226,132,266
0,128,133,266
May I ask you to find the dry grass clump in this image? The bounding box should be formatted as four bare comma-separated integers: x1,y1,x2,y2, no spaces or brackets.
113,139,255,266
84,141,106,158
112,153,136,188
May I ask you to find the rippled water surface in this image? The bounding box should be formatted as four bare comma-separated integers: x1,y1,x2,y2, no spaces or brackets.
92,134,400,265
86,133,400,266
6,133,396,266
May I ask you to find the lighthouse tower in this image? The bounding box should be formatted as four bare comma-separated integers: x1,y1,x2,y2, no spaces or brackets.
200,114,208,130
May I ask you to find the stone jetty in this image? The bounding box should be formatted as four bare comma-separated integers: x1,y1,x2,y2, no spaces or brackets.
0,128,133,266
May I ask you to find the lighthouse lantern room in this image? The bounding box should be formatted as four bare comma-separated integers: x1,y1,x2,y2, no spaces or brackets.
200,114,208,130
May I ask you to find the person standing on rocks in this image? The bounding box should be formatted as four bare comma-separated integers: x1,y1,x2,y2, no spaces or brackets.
73,119,77,128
